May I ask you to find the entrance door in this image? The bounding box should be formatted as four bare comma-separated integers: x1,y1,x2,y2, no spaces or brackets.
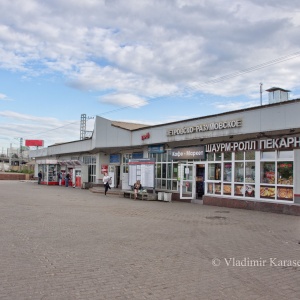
180,164,195,199
196,164,205,199
108,165,115,187
108,165,121,188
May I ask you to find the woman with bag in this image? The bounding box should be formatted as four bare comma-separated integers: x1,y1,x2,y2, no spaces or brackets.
133,180,142,200
103,172,111,195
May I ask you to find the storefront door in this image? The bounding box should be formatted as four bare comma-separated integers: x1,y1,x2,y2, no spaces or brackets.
180,163,195,200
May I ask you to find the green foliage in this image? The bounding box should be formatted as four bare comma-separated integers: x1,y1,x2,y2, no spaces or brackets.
5,169,34,174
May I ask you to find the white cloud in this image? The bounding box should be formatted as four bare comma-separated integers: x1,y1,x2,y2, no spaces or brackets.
0,0,300,149
0,0,299,103
100,93,148,108
213,100,260,112
0,110,80,147
0,94,12,101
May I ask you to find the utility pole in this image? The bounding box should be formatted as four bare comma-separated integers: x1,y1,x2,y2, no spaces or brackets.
20,137,23,158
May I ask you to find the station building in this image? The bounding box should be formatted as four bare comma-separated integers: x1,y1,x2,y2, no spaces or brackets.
29,90,300,212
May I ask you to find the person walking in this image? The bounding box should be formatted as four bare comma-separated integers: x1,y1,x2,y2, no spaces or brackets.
38,171,42,184
103,172,111,195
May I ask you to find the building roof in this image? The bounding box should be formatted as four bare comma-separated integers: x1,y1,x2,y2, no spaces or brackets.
265,87,291,92
111,121,149,130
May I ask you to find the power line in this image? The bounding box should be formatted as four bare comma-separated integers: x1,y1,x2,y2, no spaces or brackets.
28,50,300,137
189,50,300,90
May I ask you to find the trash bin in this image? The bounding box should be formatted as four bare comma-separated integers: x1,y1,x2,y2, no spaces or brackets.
82,182,89,189
158,192,164,201
163,193,172,202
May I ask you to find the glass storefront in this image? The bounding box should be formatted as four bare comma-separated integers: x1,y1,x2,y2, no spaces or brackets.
206,150,294,202
37,164,60,184
149,150,179,191
82,155,96,183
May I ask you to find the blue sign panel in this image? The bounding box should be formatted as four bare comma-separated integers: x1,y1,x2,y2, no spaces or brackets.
148,145,165,153
132,152,143,159
110,154,121,164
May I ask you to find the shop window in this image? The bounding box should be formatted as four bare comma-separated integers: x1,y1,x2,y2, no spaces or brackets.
245,151,255,160
235,152,244,160
162,164,166,178
167,163,172,178
207,183,213,194
156,164,162,178
150,151,179,191
223,163,232,182
216,153,222,161
245,162,255,183
260,186,276,199
224,152,232,161
245,185,255,197
172,164,178,179
208,163,221,180
156,179,162,189
234,184,244,196
215,183,221,194
207,153,214,161
48,164,57,182
83,155,96,183
122,154,132,174
223,184,231,195
206,149,293,201
277,187,293,201
234,162,244,182
260,152,294,201
261,151,276,160
260,162,275,184
278,151,293,159
277,162,293,185
172,180,178,190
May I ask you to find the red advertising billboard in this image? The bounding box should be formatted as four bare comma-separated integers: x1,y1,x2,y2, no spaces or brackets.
25,140,44,147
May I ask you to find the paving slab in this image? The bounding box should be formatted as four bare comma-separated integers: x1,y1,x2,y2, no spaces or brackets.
0,181,299,300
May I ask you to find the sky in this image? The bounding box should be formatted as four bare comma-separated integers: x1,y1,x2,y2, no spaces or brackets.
1,0,300,152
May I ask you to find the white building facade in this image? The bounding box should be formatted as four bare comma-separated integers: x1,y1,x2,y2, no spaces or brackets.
30,99,300,206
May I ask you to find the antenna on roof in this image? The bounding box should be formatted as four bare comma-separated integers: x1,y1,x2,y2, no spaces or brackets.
260,83,263,106
80,114,94,140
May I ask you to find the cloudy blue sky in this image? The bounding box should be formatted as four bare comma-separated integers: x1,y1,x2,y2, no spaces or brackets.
1,0,300,150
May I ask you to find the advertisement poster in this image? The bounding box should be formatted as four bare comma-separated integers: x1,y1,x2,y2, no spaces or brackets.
128,158,155,188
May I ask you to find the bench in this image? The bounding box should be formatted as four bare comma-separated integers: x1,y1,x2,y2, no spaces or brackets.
121,190,149,200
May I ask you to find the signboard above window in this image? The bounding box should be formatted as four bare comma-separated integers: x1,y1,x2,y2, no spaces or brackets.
171,146,205,160
148,145,165,154
110,154,121,164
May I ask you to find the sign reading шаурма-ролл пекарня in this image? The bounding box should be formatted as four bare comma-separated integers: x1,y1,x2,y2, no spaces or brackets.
167,119,242,136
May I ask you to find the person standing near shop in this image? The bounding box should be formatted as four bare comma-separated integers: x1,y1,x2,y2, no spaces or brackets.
38,171,42,184
58,172,62,186
65,173,70,187
103,172,111,195
133,180,142,200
